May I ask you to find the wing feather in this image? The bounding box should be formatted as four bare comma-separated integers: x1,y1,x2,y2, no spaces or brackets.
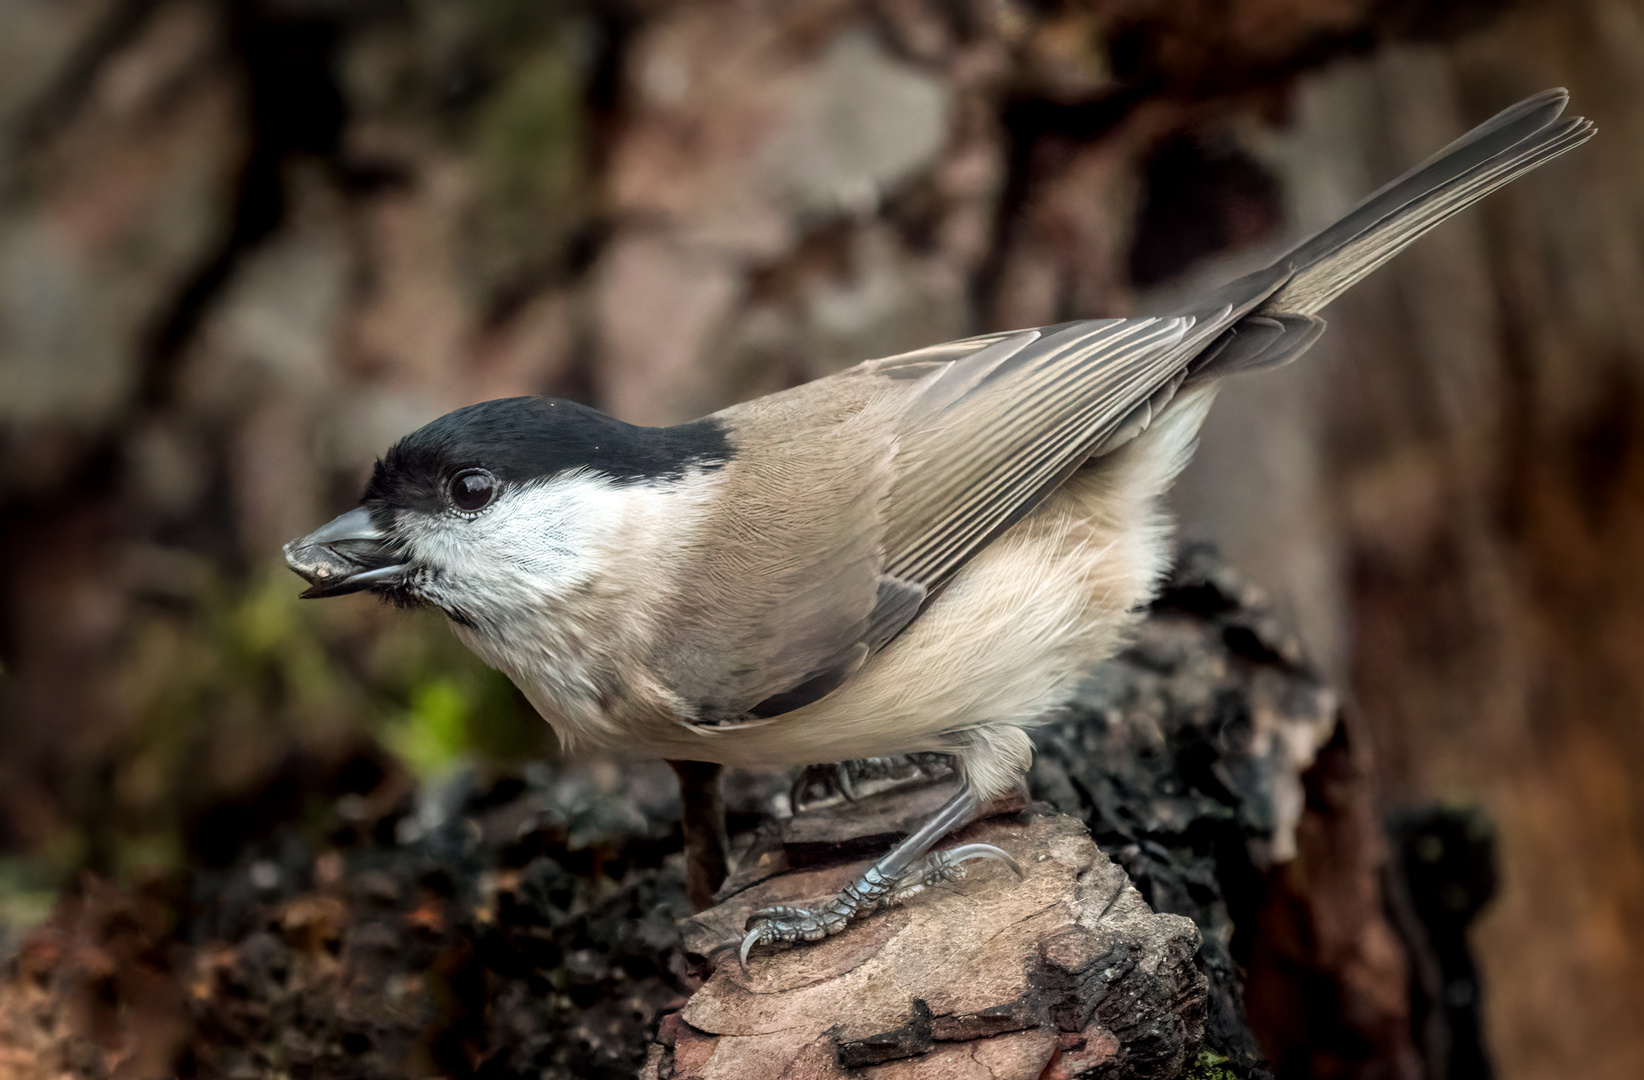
882,316,1195,591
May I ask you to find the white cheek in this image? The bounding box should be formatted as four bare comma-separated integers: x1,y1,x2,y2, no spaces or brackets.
398,471,629,607
388,466,724,741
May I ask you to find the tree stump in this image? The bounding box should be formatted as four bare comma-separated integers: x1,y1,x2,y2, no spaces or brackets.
647,789,1205,1080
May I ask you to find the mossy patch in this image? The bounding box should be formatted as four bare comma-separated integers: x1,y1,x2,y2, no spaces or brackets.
465,34,587,299
1178,1049,1246,1080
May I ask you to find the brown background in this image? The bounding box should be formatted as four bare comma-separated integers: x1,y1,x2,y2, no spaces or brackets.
0,1,1639,1076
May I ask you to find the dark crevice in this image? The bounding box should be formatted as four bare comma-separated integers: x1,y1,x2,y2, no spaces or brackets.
1569,367,1643,528
138,3,351,410
1128,131,1283,288
582,1,642,172
1384,804,1499,1080
974,88,1145,330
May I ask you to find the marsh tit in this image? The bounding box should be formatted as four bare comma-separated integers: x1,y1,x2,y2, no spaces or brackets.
286,91,1590,961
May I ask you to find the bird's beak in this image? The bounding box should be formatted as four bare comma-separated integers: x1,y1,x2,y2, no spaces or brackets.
283,506,409,598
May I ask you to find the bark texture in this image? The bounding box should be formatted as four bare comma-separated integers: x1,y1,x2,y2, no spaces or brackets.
657,805,1206,1080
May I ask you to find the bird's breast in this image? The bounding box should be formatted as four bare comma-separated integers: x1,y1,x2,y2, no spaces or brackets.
447,576,699,754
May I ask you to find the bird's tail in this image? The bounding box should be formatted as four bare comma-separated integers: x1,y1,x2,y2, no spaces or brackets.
1265,87,1593,317
1183,89,1593,381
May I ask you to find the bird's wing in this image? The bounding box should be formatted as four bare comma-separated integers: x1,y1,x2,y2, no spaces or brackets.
875,315,1204,593
672,313,1233,723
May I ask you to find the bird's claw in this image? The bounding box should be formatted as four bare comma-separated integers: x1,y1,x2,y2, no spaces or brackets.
942,843,1024,880
737,842,1020,965
789,754,953,811
738,904,841,964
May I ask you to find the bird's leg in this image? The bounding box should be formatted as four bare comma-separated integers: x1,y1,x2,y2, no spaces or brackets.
669,760,728,912
740,780,1021,962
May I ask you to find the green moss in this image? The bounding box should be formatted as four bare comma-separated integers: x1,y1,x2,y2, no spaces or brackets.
463,0,571,62
465,34,586,294
76,559,546,877
387,676,472,777
1178,1050,1244,1080
0,857,61,949
476,42,581,200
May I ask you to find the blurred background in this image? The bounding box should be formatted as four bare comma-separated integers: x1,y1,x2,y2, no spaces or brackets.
0,0,1639,1077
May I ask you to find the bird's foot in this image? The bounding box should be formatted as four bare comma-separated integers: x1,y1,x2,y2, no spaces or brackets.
739,843,1021,963
789,753,953,810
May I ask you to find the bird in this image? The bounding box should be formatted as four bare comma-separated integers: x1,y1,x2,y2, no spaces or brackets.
285,90,1591,962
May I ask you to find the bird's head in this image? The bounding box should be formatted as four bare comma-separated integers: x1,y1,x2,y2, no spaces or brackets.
283,397,730,626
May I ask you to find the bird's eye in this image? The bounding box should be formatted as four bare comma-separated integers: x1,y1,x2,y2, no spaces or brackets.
449,468,496,513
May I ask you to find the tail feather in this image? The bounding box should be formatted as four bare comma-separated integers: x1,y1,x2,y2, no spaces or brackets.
1283,88,1568,270
1114,90,1588,454
1262,90,1594,316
